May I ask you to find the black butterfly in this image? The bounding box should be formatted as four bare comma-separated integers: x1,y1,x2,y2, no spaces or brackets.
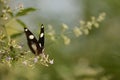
24,24,44,55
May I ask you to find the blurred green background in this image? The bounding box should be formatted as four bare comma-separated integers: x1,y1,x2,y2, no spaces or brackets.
0,0,120,80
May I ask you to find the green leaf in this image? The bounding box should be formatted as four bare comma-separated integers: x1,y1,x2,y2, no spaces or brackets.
16,19,26,28
8,12,14,17
3,32,24,39
10,32,24,38
15,8,36,17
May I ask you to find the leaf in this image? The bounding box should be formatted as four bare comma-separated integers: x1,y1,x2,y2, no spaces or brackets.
3,32,24,39
8,12,14,17
16,19,26,28
10,32,24,38
15,8,36,17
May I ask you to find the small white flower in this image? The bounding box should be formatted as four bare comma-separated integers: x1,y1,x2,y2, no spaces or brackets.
73,27,82,37
17,45,22,49
4,16,8,20
22,61,27,65
34,57,38,63
80,20,85,25
18,3,24,9
49,59,54,64
62,35,71,45
62,23,68,30
2,9,6,13
6,56,12,61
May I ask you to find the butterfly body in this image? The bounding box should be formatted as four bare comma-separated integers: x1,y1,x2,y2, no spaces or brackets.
24,24,44,55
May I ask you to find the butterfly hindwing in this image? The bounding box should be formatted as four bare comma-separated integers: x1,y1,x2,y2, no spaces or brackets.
24,27,43,55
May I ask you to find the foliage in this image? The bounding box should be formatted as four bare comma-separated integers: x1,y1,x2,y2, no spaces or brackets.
0,0,114,80
0,0,53,67
15,8,36,17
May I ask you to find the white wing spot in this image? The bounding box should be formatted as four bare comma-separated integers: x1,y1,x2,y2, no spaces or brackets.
31,44,37,51
25,28,28,31
41,25,44,28
40,33,44,38
29,35,34,39
39,43,41,47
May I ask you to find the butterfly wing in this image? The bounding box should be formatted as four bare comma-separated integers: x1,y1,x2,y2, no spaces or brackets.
24,27,42,55
38,24,44,50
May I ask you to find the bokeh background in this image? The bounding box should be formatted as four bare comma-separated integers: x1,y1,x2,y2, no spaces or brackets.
0,0,120,80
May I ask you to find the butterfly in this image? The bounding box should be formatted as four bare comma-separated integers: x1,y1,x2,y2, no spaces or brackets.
24,24,44,55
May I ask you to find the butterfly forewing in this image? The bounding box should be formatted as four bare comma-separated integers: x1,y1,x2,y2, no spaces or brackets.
38,24,44,49
24,28,43,55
